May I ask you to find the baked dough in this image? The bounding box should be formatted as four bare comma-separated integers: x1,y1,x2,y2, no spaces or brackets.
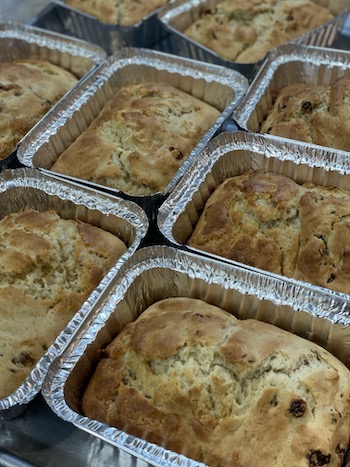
51,82,220,196
183,0,333,63
0,208,127,398
82,297,350,467
188,170,350,295
0,59,78,160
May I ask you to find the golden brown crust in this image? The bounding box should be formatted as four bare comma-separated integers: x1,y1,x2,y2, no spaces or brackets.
51,82,220,196
65,0,168,25
183,0,333,64
260,77,350,151
0,208,127,398
188,171,350,295
0,59,78,160
82,297,350,467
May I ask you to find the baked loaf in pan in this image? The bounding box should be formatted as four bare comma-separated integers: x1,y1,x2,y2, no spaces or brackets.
260,76,350,151
65,0,168,26
82,297,350,467
188,170,350,295
51,82,220,196
0,208,127,398
0,59,78,160
183,0,334,63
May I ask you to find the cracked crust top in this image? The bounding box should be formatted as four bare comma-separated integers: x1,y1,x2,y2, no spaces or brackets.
82,297,350,467
188,170,350,295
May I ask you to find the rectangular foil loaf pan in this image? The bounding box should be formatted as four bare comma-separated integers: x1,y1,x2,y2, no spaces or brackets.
17,47,248,221
158,0,350,80
233,43,350,151
50,0,170,55
0,21,106,171
158,130,350,301
0,167,148,420
42,245,350,467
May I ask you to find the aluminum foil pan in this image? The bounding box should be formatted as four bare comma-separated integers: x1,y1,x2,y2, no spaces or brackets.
17,47,249,221
0,167,148,420
233,43,350,151
50,0,170,55
42,245,350,467
0,21,106,171
158,130,350,301
158,0,350,80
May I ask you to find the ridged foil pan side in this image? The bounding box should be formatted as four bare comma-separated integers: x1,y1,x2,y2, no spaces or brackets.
51,0,170,54
233,43,350,141
42,245,350,467
0,167,148,420
158,0,350,80
17,47,249,220
158,130,350,302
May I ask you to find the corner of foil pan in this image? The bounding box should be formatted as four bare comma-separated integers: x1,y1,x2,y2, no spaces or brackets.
0,168,148,420
0,21,107,65
42,245,350,466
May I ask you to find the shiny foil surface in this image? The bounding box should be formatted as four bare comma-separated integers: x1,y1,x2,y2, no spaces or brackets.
43,245,350,467
16,47,248,217
0,167,148,420
158,130,350,303
158,0,350,79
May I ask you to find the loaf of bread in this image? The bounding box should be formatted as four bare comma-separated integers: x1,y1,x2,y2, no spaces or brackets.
0,208,127,398
82,297,350,467
183,0,334,63
65,0,168,25
51,82,220,196
188,170,350,295
260,76,350,151
0,59,78,160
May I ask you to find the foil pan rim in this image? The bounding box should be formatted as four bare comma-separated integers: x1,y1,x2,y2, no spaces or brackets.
158,130,350,235
17,47,249,199
0,21,107,61
42,245,350,467
157,0,349,66
0,167,148,416
233,43,350,133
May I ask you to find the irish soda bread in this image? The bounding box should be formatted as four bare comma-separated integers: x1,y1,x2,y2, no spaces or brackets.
188,170,350,295
51,82,220,196
65,0,168,26
0,59,78,160
82,297,350,467
0,207,127,398
260,76,350,151
183,0,334,63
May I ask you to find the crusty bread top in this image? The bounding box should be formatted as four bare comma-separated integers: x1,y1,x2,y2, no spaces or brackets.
260,76,350,151
51,82,220,196
183,0,333,63
65,0,168,25
188,170,350,295
82,297,350,467
0,208,127,398
0,59,78,160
